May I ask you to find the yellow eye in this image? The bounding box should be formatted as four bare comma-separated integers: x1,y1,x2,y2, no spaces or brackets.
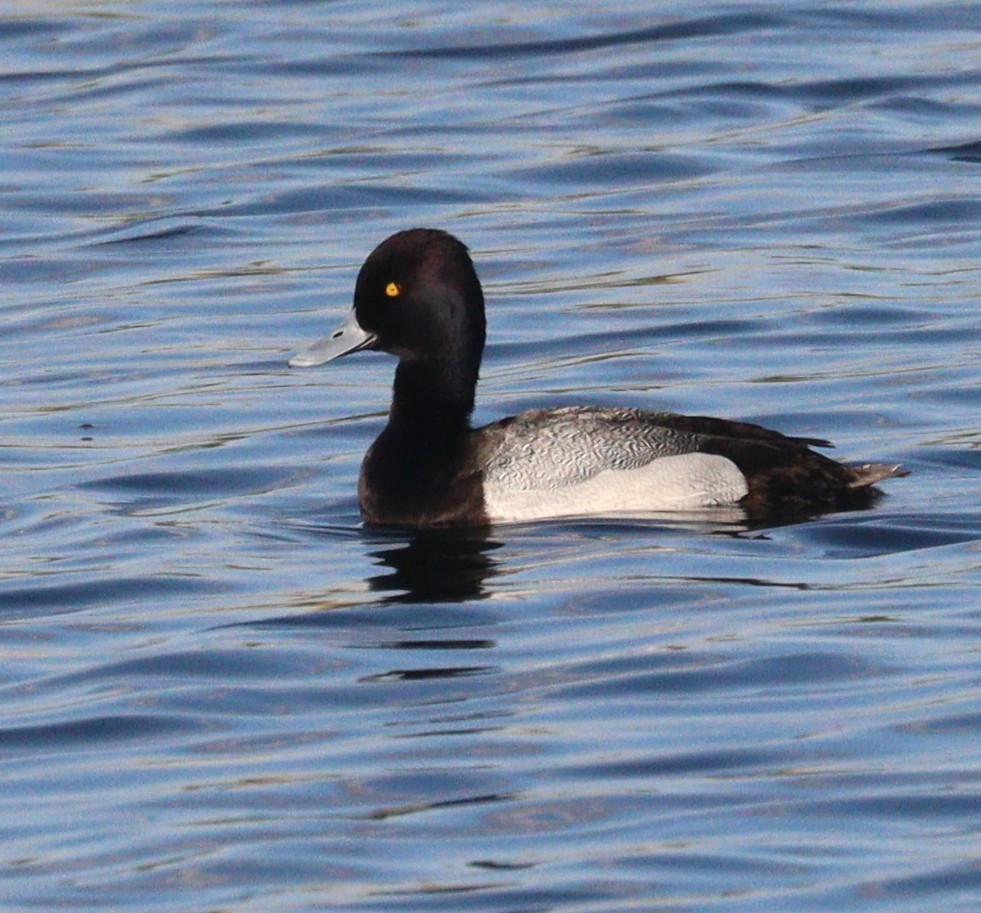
385,281,401,298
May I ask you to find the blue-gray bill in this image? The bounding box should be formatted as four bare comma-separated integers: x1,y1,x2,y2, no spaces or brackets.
288,310,376,368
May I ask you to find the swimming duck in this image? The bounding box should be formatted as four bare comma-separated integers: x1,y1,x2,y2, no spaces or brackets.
289,228,906,528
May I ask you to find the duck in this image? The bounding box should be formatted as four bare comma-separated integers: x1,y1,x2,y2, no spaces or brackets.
289,228,907,528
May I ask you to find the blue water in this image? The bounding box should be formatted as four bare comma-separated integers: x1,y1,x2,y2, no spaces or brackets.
1,2,979,911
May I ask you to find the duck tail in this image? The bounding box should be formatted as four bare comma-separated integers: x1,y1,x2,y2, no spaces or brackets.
847,463,910,489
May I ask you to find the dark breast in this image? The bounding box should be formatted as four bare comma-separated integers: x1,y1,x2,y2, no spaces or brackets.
358,425,488,528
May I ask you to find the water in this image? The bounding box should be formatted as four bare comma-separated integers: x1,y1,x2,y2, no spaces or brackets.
1,1,979,910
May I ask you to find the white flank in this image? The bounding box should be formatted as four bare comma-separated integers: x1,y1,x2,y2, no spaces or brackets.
483,452,749,522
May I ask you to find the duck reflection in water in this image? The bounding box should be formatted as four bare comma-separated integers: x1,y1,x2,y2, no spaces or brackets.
365,528,503,603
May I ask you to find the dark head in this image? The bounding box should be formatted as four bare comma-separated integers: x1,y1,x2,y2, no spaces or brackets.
290,228,487,418
354,229,485,372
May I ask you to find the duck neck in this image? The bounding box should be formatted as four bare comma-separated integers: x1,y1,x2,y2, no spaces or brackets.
388,358,476,436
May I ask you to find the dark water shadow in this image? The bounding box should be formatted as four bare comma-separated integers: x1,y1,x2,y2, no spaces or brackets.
360,526,504,604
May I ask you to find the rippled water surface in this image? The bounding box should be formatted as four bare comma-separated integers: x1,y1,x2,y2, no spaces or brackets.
1,2,979,910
